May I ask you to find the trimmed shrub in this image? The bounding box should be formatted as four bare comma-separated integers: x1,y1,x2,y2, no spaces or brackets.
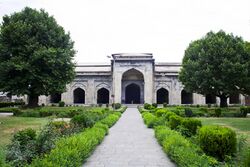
164,111,176,121
152,103,158,108
181,118,202,135
169,115,183,130
198,125,237,161
58,101,65,107
144,103,151,110
155,109,168,117
154,126,218,167
142,112,158,128
184,108,193,117
112,103,121,109
214,108,222,117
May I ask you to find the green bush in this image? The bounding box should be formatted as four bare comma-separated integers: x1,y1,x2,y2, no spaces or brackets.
168,115,183,130
71,112,102,128
155,109,168,117
152,103,158,108
144,103,151,110
240,106,250,117
30,125,108,167
198,125,237,161
142,112,158,128
58,101,65,107
181,118,202,135
164,111,176,121
163,103,168,108
112,103,121,109
214,108,222,117
184,108,193,117
154,126,218,167
6,128,37,166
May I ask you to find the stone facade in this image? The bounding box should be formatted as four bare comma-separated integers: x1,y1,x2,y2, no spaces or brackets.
38,53,245,105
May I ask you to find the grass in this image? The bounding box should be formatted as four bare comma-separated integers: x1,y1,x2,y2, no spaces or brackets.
0,116,48,148
198,117,250,144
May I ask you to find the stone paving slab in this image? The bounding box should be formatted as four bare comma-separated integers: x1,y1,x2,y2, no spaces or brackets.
83,107,175,167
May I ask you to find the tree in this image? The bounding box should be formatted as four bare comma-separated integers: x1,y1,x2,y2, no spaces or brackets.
0,7,75,107
179,30,250,107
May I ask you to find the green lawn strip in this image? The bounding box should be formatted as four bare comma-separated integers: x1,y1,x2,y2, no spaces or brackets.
0,117,48,148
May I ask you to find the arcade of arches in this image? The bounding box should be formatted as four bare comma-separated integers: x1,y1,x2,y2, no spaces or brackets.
40,53,246,106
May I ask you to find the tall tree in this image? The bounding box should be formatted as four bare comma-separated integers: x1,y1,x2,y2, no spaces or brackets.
0,7,75,107
179,30,250,107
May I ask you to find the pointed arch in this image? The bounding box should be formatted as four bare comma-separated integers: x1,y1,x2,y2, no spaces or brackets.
73,88,85,104
97,88,109,104
157,88,169,104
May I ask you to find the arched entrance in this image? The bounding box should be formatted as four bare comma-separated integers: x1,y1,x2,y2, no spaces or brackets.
50,93,61,103
205,94,216,104
121,68,144,104
73,88,85,104
97,88,109,104
181,90,193,104
157,88,169,104
125,83,140,104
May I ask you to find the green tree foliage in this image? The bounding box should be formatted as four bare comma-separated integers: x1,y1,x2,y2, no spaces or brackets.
0,7,75,107
179,30,250,107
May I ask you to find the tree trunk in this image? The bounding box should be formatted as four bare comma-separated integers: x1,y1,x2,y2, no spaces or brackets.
28,94,39,107
220,95,228,108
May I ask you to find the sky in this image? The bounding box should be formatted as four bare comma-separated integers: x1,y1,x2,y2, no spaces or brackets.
0,0,250,63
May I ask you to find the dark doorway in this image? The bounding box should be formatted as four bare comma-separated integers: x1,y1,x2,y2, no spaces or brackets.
229,93,240,104
50,93,61,103
181,90,193,104
73,88,85,104
157,88,169,104
125,83,140,104
205,94,216,104
97,88,109,104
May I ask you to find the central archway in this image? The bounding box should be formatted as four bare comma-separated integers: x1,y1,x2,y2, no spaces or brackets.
125,83,140,104
121,68,144,104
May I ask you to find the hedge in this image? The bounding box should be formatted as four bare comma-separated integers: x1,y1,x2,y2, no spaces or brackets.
155,126,218,167
198,125,237,161
29,124,108,167
29,112,122,167
0,102,25,108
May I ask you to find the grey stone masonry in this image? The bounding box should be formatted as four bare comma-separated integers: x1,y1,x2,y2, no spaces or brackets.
83,107,175,167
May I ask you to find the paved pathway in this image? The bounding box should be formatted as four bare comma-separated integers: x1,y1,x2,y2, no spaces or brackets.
84,107,175,167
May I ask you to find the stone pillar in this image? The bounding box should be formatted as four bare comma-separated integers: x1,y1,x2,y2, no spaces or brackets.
113,73,122,103
144,69,153,104
86,79,95,104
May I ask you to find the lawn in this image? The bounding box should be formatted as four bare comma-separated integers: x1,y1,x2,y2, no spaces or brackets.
198,117,250,144
0,116,49,148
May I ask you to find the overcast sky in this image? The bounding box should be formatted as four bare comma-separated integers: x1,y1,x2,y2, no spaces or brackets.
0,0,250,63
